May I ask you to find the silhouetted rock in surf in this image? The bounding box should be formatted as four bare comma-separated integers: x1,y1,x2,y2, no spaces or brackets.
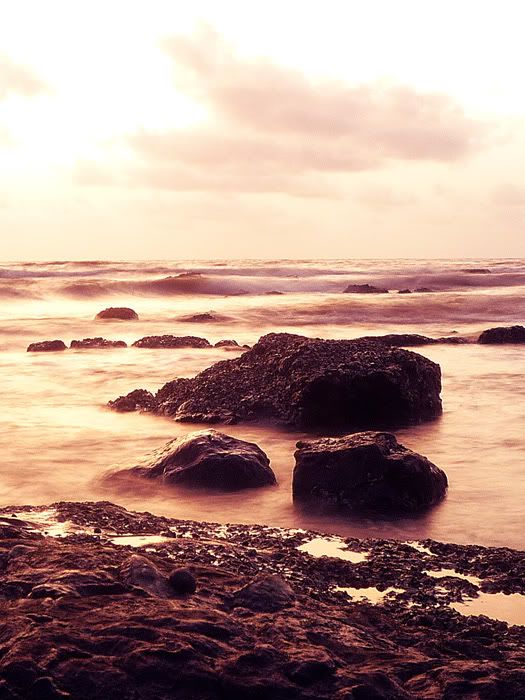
343,284,389,294
110,333,442,431
414,287,434,293
214,339,240,348
109,429,276,490
180,312,223,323
293,431,448,514
27,340,67,352
461,268,491,274
132,335,211,349
70,337,127,349
95,307,138,321
355,333,467,347
398,289,412,294
478,325,525,344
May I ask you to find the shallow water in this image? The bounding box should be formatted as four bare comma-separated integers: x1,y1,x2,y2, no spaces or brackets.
0,259,524,549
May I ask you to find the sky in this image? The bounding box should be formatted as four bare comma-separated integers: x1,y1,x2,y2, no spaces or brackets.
0,0,524,259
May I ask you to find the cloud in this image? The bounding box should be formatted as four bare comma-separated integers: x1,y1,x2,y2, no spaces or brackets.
77,26,486,197
0,54,47,100
492,183,525,207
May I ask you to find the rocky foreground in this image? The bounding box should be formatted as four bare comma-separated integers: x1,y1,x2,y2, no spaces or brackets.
0,502,524,699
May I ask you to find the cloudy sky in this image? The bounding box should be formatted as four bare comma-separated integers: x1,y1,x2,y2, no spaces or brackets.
1,0,524,259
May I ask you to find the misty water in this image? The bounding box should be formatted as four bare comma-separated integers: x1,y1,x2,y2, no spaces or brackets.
0,258,524,549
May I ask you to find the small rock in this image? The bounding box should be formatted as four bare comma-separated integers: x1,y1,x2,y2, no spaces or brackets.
108,389,156,413
478,325,525,344
214,339,240,348
95,307,138,321
168,568,196,594
27,340,67,353
132,335,211,349
70,337,127,349
233,574,295,612
343,284,389,294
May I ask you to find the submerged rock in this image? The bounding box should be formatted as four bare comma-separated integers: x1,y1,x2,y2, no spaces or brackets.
293,431,448,513
132,335,211,349
27,340,67,352
95,307,138,321
478,325,525,344
111,333,442,431
462,268,491,274
180,312,224,323
70,337,127,349
343,284,389,294
110,429,276,490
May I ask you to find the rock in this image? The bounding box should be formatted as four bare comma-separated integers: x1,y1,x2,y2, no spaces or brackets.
29,583,79,599
478,325,525,344
168,568,196,594
293,431,448,513
132,335,211,349
70,338,127,349
112,430,276,490
265,290,285,295
27,340,67,353
214,340,239,348
461,268,491,274
285,657,335,686
414,287,434,293
112,333,442,431
355,334,467,347
180,312,220,323
108,389,156,413
95,307,138,321
343,284,389,294
120,555,169,597
398,289,412,294
233,574,295,612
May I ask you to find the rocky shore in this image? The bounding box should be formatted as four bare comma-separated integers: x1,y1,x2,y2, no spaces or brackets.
0,501,524,699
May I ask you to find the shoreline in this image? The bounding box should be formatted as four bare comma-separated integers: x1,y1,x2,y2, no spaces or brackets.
1,500,524,698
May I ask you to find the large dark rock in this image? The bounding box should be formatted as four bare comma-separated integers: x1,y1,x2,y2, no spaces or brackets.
95,307,138,320
292,431,448,513
111,429,276,490
478,325,525,344
132,335,211,349
70,337,127,349
27,340,67,352
343,284,389,294
111,333,442,431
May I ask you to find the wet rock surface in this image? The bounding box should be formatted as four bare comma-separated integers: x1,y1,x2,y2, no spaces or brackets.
293,432,448,513
108,429,276,490
70,337,128,349
108,389,156,413
27,340,67,352
478,325,525,344
109,333,443,431
132,335,211,349
95,307,139,321
0,500,524,699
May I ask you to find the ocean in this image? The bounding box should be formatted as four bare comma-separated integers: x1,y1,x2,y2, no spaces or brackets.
1,258,524,549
